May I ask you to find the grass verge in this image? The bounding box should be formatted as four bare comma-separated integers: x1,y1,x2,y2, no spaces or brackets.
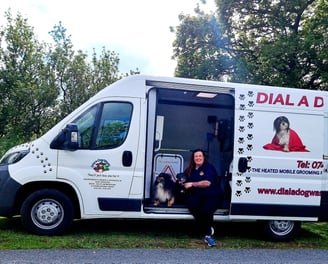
0,217,328,250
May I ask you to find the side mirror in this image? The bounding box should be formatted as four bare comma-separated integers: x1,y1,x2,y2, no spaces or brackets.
50,123,79,151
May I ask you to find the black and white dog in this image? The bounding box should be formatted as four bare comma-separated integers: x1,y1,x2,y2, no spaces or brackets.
174,172,188,204
273,116,290,152
153,173,175,206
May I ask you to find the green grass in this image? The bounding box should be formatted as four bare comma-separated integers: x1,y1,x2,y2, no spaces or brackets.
0,217,328,249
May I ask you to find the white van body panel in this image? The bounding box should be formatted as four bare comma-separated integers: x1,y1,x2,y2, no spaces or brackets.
8,139,57,184
1,74,328,236
56,97,142,216
230,86,325,221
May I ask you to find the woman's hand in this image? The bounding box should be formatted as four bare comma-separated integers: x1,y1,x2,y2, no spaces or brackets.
201,180,211,187
184,182,194,189
184,180,211,189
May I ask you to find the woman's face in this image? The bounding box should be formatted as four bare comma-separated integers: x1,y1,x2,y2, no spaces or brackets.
193,151,205,168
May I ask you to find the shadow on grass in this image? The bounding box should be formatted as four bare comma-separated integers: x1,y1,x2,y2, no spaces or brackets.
1,217,327,249
0,217,322,240
68,218,328,248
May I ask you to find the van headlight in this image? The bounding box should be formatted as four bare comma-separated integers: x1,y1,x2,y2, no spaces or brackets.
0,150,29,165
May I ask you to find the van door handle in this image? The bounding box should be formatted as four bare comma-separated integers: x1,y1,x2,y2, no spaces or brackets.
122,151,133,167
238,157,248,173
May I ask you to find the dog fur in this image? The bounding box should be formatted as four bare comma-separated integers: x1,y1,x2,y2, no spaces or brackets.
173,172,188,203
153,173,175,206
273,116,290,152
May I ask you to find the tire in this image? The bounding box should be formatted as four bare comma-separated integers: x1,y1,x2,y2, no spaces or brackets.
21,189,74,236
262,220,301,242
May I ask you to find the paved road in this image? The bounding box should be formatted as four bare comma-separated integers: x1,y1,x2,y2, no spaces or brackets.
0,249,327,264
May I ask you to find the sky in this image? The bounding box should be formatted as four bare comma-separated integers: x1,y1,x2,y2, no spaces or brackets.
0,0,216,77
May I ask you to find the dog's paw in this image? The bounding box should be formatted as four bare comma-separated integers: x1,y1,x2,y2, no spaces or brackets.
154,200,160,206
167,197,175,207
283,146,290,152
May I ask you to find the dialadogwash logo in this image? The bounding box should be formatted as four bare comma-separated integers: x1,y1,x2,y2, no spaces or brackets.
91,159,110,172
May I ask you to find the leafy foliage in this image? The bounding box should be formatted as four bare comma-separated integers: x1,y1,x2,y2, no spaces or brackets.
172,6,233,81
0,10,139,155
0,11,57,151
173,0,328,89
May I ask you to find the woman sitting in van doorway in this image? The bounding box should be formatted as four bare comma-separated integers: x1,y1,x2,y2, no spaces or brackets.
183,149,220,247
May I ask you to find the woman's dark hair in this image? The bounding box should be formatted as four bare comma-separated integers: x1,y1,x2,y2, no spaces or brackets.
184,149,207,176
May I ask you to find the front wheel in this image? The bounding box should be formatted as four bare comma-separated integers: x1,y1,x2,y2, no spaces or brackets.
21,189,74,236
262,220,301,242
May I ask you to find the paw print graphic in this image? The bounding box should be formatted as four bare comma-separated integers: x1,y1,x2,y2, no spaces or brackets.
248,122,254,129
247,144,253,151
245,187,251,193
248,101,254,107
235,191,242,197
247,134,253,140
248,112,254,118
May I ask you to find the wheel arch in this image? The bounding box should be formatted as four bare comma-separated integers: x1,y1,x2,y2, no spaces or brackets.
14,181,81,219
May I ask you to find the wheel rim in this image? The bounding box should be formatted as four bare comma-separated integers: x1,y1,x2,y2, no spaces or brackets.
31,199,64,230
268,220,294,236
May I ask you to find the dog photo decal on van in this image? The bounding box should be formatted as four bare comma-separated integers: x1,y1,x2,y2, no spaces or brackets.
91,159,110,172
263,116,309,152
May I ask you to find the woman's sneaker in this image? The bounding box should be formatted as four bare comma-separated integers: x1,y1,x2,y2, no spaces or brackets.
210,226,214,236
204,235,216,247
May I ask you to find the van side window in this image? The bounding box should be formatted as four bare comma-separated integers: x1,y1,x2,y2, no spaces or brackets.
74,105,98,149
95,102,132,149
73,102,132,149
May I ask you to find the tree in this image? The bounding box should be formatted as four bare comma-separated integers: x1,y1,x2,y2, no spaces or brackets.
0,11,139,155
172,5,233,81
299,0,328,88
48,22,90,120
173,0,328,90
48,23,139,120
0,10,58,151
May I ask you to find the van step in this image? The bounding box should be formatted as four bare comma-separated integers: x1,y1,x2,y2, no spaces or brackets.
143,205,229,215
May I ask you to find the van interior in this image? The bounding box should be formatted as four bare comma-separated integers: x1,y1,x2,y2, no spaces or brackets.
144,85,235,214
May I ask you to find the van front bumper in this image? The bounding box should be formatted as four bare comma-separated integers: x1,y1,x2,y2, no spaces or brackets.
0,165,21,217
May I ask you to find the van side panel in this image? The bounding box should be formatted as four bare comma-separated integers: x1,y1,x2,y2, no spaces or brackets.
56,98,142,217
319,104,328,221
231,86,324,220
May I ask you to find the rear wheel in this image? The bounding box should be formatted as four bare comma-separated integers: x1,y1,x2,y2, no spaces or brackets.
21,189,74,235
262,220,301,242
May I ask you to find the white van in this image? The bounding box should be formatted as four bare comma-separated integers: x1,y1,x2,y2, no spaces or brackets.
0,75,327,241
